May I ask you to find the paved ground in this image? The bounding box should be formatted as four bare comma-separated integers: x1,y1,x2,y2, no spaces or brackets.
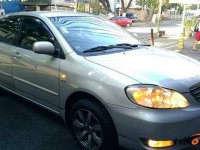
127,19,182,42
0,90,81,150
127,20,200,62
0,89,128,150
155,37,200,62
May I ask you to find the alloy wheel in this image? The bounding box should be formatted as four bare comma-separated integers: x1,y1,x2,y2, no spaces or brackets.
73,109,103,150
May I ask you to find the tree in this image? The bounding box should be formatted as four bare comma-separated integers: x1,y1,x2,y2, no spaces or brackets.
98,0,135,13
98,0,112,13
121,0,133,12
136,0,169,21
137,0,169,13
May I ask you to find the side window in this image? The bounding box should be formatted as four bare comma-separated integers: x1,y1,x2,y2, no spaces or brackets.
19,18,51,50
0,16,18,45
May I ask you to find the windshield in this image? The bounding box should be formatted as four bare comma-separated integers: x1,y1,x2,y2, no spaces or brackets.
49,16,142,55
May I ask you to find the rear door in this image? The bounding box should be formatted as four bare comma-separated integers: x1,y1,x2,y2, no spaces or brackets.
0,16,19,91
12,16,60,112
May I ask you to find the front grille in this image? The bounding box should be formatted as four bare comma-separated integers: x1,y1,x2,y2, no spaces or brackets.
190,83,200,102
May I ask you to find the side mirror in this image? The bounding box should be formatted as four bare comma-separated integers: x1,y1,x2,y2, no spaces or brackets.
33,41,55,55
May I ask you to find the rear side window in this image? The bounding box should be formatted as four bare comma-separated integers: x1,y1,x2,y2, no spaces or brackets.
0,16,18,45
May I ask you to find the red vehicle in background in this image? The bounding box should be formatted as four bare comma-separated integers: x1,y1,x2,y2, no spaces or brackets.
111,16,132,27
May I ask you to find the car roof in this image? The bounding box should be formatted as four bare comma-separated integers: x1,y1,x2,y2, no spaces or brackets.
5,11,92,18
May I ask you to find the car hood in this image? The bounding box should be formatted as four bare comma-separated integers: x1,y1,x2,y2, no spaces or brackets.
85,46,200,93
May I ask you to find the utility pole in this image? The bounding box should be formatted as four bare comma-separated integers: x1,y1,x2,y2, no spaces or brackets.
181,4,186,33
178,4,186,49
74,0,77,12
157,0,162,36
142,0,144,10
119,0,122,16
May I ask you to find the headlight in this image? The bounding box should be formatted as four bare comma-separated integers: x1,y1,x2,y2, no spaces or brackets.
125,85,189,109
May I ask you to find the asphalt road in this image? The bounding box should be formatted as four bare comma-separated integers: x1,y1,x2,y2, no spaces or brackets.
0,90,126,150
0,90,81,150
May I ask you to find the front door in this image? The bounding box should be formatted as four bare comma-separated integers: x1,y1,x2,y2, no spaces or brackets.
12,17,60,112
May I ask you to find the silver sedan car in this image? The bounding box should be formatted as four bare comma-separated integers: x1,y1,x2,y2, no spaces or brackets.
0,11,200,150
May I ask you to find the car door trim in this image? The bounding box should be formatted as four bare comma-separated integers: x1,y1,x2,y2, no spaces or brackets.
13,76,59,96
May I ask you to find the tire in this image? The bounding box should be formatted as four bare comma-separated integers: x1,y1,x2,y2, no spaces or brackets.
69,99,118,150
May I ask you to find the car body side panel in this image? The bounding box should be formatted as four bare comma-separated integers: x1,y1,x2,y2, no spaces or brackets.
0,42,14,91
59,53,139,112
12,46,60,111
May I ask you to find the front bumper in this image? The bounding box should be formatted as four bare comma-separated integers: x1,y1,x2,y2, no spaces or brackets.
106,95,200,150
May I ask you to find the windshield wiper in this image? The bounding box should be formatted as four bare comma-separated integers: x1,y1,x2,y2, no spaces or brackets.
83,46,112,53
113,43,150,47
83,43,150,53
83,45,130,53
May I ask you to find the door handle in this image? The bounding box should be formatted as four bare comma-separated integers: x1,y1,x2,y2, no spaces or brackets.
14,52,21,58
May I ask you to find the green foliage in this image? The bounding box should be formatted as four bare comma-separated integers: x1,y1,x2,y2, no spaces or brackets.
186,4,198,10
162,2,182,11
90,1,100,14
184,18,197,29
177,5,183,12
137,0,183,12
137,0,158,9
77,3,85,12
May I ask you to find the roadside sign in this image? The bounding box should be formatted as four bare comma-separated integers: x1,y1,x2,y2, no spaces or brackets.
169,0,200,4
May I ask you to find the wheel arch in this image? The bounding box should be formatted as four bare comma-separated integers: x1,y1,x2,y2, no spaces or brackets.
65,91,110,119
65,91,118,141
65,91,98,113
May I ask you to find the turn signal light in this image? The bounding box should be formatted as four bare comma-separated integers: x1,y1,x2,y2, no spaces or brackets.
148,139,174,148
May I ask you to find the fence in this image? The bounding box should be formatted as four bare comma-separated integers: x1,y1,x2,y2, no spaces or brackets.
165,10,182,20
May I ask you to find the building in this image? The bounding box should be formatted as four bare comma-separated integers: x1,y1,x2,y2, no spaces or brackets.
20,0,73,11
0,0,23,14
